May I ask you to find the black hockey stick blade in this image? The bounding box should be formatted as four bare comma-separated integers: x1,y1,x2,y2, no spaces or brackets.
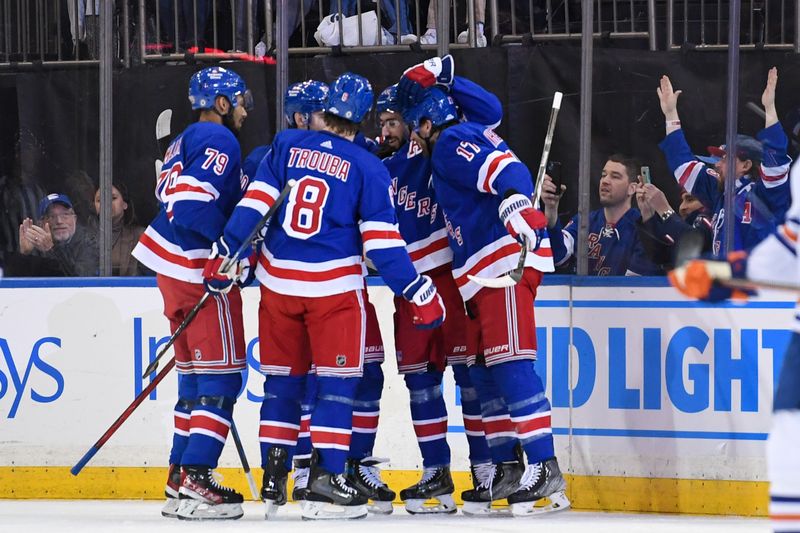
674,228,706,267
230,419,259,500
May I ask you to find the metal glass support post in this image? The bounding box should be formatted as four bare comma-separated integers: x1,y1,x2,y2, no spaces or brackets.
723,0,741,256
647,0,656,50
99,0,113,276
577,0,593,276
276,0,288,134
436,0,449,56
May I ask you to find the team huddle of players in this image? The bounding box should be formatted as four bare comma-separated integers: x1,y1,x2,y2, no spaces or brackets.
131,56,569,521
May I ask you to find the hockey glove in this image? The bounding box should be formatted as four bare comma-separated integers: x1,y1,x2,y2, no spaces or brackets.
403,274,446,330
668,251,750,302
202,238,245,294
398,55,455,108
499,193,548,251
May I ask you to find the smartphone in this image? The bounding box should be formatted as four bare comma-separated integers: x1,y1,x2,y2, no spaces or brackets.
546,160,562,191
641,166,652,185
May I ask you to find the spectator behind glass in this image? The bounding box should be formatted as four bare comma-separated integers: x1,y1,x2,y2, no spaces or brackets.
542,154,662,276
91,181,147,276
635,181,714,271
12,193,99,277
159,0,210,52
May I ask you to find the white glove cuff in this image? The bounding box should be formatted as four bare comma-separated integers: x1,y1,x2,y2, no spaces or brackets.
498,194,533,225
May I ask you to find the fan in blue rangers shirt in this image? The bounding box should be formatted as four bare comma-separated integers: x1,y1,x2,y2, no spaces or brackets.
378,60,507,514
542,154,663,276
203,72,445,521
668,157,800,533
131,66,253,521
657,69,791,257
400,82,570,516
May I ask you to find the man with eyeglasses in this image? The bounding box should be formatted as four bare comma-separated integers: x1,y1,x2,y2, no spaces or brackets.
10,193,99,277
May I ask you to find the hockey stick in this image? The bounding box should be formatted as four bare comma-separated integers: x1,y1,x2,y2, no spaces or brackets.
72,357,176,475
673,229,800,293
155,109,173,179
467,91,563,289
142,178,298,378
230,419,259,500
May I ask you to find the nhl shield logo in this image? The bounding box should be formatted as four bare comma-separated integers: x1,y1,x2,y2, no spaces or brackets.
194,349,202,360
336,354,347,366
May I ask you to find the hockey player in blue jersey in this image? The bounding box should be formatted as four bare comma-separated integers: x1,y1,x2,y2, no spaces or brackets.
131,66,252,520
401,81,570,516
378,67,506,513
542,154,663,275
669,157,800,533
657,68,791,256
203,72,445,520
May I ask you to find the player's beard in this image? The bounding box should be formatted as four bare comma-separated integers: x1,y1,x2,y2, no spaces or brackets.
223,112,241,137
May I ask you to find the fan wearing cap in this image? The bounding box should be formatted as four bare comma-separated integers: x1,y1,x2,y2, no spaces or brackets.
657,68,791,256
15,193,99,277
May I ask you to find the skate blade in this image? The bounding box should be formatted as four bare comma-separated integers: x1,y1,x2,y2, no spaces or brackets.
511,491,571,517
301,501,368,520
161,498,180,518
264,499,282,520
405,494,457,515
368,500,394,515
176,499,244,520
462,500,513,517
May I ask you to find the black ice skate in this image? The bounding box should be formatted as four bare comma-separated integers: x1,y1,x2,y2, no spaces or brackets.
292,457,311,504
261,446,289,519
461,460,525,517
302,460,369,520
161,463,181,518
507,457,570,516
399,466,457,514
345,456,396,514
176,465,244,520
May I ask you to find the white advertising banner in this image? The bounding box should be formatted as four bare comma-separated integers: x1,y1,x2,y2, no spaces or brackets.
0,278,792,483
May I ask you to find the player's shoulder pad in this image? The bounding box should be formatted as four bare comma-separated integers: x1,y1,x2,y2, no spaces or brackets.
188,121,241,156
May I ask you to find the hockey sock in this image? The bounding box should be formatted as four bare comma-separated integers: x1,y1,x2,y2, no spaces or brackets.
294,372,317,464
180,372,242,468
452,364,491,465
489,360,554,463
169,373,198,466
311,376,360,474
469,364,518,463
349,362,384,460
405,371,451,468
260,374,305,470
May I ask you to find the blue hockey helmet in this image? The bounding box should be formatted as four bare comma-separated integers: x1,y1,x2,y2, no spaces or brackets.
402,87,458,130
326,72,374,123
284,80,330,128
376,84,400,115
188,66,252,111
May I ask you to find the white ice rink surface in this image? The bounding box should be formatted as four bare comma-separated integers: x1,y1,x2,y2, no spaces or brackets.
0,501,770,533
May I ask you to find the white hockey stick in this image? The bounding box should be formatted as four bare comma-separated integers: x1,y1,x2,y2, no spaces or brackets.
154,108,173,178
468,91,563,289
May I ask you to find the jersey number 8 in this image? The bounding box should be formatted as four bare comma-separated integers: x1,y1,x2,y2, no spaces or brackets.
283,176,331,239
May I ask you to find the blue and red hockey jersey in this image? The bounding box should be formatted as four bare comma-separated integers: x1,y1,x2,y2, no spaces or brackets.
550,208,662,275
221,128,419,297
242,144,270,186
431,122,554,300
383,76,504,277
133,121,245,282
659,123,791,256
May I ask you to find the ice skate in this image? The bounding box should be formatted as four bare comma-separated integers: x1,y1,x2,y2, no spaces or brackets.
301,462,369,520
345,456,395,514
292,457,311,507
399,466,457,514
508,458,570,516
176,466,244,520
261,446,289,519
161,463,181,518
461,460,524,517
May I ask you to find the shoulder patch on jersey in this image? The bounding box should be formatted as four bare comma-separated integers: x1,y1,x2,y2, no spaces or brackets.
707,168,720,179
320,140,333,149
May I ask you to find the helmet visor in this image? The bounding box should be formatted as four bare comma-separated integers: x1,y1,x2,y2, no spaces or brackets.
242,90,254,111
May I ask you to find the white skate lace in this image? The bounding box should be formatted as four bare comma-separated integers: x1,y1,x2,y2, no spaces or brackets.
208,469,234,493
334,474,358,494
518,463,543,491
419,466,439,485
293,467,309,490
359,464,386,489
472,462,495,486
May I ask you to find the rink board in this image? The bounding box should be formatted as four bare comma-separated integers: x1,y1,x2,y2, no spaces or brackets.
0,276,791,516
